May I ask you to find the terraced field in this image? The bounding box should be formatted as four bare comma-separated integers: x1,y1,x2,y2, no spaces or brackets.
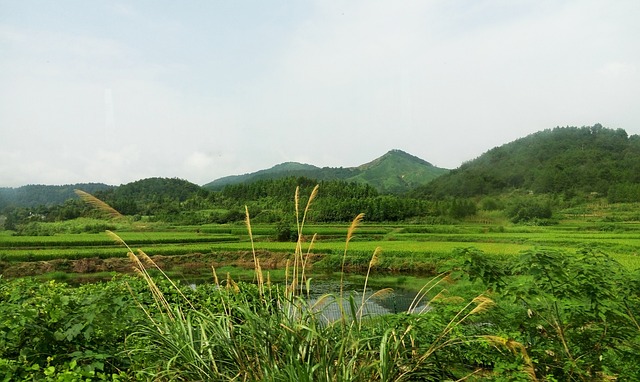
2,220,639,280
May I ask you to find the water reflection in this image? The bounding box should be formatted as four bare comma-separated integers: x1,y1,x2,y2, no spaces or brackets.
302,279,431,322
185,272,434,321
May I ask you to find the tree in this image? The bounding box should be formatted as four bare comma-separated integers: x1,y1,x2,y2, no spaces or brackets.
506,196,552,223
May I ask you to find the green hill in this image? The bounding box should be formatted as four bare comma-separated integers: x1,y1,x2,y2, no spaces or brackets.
349,150,448,194
204,150,449,194
95,177,203,215
0,183,113,209
204,162,356,190
413,124,640,199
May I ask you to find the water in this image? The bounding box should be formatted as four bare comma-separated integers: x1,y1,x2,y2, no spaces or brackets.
188,276,431,322
291,279,431,322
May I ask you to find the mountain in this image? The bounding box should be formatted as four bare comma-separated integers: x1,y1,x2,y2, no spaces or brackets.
412,125,640,198
204,150,449,194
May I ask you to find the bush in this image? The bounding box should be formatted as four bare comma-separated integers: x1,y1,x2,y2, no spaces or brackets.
273,220,294,242
505,196,552,223
479,197,502,211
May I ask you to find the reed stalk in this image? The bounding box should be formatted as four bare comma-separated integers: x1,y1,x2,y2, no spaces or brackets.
244,205,264,297
340,212,365,302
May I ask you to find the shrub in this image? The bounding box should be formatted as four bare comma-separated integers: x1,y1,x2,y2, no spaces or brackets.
273,219,294,242
505,196,552,223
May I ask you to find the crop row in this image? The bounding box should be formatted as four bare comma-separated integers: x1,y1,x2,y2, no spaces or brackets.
0,233,240,248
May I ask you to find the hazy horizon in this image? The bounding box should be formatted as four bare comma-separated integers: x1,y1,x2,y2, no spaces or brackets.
2,1,639,187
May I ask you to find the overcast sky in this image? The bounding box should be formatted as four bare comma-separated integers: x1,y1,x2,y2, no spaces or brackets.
1,1,639,187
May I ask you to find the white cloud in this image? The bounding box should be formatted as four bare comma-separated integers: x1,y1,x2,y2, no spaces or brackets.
599,62,638,79
184,152,213,171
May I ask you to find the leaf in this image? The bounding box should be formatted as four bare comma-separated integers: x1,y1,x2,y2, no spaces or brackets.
44,366,56,376
65,323,85,341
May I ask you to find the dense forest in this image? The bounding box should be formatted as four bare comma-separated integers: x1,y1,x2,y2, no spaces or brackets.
412,124,640,200
205,162,359,190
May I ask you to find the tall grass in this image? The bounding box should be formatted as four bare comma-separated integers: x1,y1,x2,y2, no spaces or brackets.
76,188,533,381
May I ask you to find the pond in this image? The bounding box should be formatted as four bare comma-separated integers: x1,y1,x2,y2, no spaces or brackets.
189,274,433,322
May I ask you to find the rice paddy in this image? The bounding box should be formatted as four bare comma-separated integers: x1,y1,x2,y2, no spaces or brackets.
2,218,639,274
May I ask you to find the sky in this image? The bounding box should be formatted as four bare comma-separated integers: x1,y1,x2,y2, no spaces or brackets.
1,0,639,187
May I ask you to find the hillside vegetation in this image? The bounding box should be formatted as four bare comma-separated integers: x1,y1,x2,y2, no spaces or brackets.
94,177,204,216
0,183,112,210
413,124,640,199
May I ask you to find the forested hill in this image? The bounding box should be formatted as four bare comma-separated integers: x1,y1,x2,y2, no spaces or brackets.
94,178,203,215
204,162,357,191
350,150,447,194
0,183,112,209
204,149,448,194
412,125,640,199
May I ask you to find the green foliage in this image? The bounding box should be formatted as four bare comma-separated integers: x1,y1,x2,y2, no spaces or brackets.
348,149,449,194
0,183,112,210
218,176,440,222
465,248,640,381
447,198,477,219
273,219,294,242
11,220,118,236
3,236,640,379
0,277,144,379
204,161,348,190
505,195,553,223
126,280,513,381
607,182,640,203
95,177,202,217
480,197,503,211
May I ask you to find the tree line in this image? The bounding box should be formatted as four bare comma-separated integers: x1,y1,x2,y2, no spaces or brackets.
1,176,483,232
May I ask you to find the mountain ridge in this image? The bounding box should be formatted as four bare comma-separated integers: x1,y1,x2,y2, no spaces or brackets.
203,149,449,194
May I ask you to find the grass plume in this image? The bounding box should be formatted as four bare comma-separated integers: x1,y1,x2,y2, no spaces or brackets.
358,246,382,323
244,205,264,297
340,212,365,300
74,189,123,220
